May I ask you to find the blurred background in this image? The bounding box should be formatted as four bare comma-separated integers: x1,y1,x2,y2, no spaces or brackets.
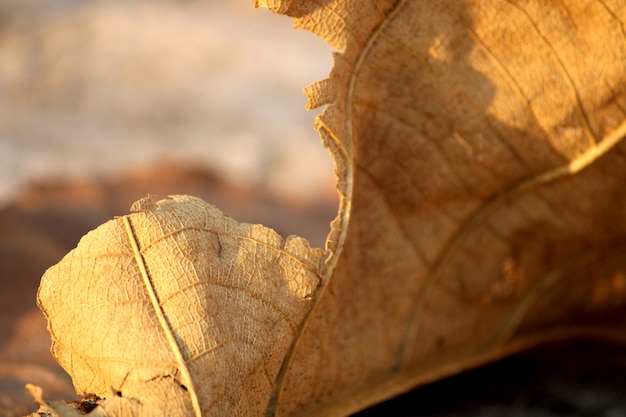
0,0,336,226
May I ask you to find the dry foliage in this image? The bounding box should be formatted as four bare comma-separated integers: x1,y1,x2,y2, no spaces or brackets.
35,1,626,416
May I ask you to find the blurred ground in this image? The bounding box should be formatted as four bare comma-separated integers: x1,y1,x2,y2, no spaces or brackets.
0,0,335,209
1,1,626,417
355,340,626,417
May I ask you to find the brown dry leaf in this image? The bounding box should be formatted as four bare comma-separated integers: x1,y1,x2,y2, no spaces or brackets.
36,1,626,416
37,195,323,416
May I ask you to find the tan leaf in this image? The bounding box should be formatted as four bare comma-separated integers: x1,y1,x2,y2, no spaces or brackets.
37,1,626,416
37,195,323,416
254,0,626,415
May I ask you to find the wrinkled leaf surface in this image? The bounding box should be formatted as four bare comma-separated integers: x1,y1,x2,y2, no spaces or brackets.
38,1,626,416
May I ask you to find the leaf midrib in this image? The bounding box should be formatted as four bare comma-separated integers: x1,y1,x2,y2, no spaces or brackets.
123,215,202,417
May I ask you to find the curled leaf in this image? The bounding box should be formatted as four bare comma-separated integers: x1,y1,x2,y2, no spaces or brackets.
257,0,626,415
38,195,323,416
38,1,626,416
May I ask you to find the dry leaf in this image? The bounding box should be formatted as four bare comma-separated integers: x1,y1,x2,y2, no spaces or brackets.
37,1,626,416
37,195,323,416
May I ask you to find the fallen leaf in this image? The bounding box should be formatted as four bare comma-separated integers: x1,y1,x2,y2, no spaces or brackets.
38,195,323,416
0,161,332,416
37,1,626,416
